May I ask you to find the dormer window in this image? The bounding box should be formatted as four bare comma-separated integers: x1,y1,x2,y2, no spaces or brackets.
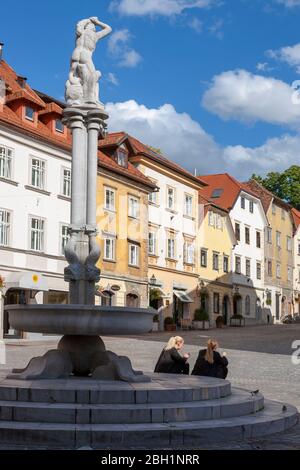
25,106,35,121
55,119,64,133
117,149,127,167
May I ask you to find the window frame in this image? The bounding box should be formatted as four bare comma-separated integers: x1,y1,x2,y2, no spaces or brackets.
104,237,116,262
184,193,193,217
200,248,208,268
129,243,139,267
0,208,12,247
235,255,241,274
166,186,176,211
104,187,116,212
128,195,140,219
29,216,45,252
30,156,46,190
61,167,71,198
0,145,13,180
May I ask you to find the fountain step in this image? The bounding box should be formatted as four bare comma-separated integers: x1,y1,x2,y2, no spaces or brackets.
0,374,231,404
0,389,264,424
0,400,297,449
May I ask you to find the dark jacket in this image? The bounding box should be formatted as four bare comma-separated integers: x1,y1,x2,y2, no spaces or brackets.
154,347,189,374
192,349,228,379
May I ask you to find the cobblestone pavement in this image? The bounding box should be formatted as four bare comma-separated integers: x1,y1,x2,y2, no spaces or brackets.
0,324,300,449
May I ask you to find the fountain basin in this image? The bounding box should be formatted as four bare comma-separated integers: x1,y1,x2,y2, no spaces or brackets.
5,305,156,336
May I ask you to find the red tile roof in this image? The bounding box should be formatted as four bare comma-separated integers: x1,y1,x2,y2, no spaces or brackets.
100,132,207,187
291,207,300,229
243,179,292,213
199,173,262,211
0,60,156,191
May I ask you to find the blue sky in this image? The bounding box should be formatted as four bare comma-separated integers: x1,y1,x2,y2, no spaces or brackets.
2,0,300,179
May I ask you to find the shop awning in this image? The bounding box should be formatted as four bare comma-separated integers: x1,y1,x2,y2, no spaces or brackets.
173,290,194,303
3,272,49,293
150,287,168,298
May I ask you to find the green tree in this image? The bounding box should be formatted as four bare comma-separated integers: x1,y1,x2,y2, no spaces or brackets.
252,165,300,210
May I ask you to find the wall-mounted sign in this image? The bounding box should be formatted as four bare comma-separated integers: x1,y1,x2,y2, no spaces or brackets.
111,285,121,292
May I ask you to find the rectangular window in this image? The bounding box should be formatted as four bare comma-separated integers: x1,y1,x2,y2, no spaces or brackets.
104,188,115,211
287,236,292,252
0,209,11,246
256,231,261,248
117,150,127,167
288,266,292,282
249,200,254,213
276,231,281,248
167,187,175,210
25,107,34,121
184,242,194,264
256,262,262,280
61,225,69,255
281,209,286,220
235,256,241,274
235,222,240,241
201,249,207,268
0,145,13,179
245,227,250,245
55,119,64,133
148,232,156,255
241,197,245,209
208,211,215,227
62,168,71,197
184,194,193,217
104,238,116,261
267,260,272,277
272,204,276,215
31,158,45,189
149,190,158,204
213,293,220,314
223,255,229,273
129,244,139,266
267,227,272,244
128,196,139,219
276,263,281,279
246,259,251,277
213,252,219,271
30,217,44,252
167,238,175,259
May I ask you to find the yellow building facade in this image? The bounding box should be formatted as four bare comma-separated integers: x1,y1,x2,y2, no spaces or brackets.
197,197,236,325
95,142,156,308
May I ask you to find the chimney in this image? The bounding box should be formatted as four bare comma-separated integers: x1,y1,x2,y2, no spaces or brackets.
0,79,5,112
0,43,4,61
17,75,27,88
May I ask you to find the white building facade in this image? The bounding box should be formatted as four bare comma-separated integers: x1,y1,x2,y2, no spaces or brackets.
230,190,267,324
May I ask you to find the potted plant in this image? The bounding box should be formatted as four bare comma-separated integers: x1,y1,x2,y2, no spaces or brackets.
164,316,176,332
152,314,159,332
193,308,210,330
230,314,245,327
216,315,224,329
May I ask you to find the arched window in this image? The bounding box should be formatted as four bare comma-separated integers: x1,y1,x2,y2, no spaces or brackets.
126,293,140,308
245,295,251,316
101,290,114,307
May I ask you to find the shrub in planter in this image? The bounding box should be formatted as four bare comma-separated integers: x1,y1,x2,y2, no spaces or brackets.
193,308,210,330
216,315,224,328
164,316,176,332
230,314,245,327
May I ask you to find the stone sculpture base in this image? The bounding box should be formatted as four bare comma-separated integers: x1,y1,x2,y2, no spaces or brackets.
7,335,151,383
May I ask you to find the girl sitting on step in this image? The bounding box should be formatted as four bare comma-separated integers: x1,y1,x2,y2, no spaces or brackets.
154,336,190,375
192,339,228,379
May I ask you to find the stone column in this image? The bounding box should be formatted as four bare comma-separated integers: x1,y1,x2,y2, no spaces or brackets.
63,107,108,306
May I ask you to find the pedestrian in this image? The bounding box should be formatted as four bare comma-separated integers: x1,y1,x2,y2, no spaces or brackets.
192,339,228,379
154,336,190,374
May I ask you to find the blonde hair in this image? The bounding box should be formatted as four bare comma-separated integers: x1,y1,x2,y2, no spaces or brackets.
205,339,218,364
165,336,184,351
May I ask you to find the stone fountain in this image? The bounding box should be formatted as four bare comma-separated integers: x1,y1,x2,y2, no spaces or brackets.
0,18,298,449
5,17,155,383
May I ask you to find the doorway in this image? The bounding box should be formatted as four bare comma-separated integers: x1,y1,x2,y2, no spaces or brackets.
222,295,230,325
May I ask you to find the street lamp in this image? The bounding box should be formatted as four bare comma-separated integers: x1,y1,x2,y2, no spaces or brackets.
149,274,157,286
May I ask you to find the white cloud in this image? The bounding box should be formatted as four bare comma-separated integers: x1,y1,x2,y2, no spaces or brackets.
105,99,300,180
108,29,142,68
110,0,214,16
202,69,300,128
256,62,273,72
188,17,203,33
106,100,221,174
107,72,119,86
224,134,300,177
276,0,300,7
268,43,300,73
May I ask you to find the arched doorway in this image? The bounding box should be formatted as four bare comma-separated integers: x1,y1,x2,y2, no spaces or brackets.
101,290,115,307
222,295,230,325
233,293,242,316
126,292,140,308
